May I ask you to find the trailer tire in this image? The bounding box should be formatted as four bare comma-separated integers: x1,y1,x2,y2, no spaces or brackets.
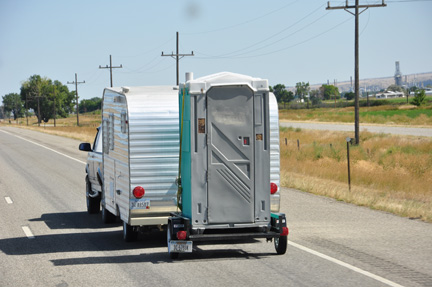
101,204,116,224
274,236,287,255
86,178,100,214
123,221,138,242
167,222,179,259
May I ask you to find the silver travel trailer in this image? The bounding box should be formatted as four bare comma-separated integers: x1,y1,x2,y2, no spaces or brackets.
99,86,180,241
167,72,288,258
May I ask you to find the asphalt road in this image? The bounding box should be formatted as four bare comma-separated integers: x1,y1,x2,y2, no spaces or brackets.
280,121,432,137
1,126,431,287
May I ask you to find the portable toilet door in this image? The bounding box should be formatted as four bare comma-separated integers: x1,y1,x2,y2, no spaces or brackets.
206,85,256,224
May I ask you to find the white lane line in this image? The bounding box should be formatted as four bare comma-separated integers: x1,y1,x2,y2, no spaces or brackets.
0,130,86,165
5,197,13,204
22,226,35,239
289,241,404,287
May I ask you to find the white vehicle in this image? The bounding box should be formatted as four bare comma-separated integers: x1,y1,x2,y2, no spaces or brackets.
79,126,103,214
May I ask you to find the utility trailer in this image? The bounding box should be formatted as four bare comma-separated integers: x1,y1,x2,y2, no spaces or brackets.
100,86,180,241
168,72,288,258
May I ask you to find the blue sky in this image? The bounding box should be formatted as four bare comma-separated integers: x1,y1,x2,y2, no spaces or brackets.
1,0,431,100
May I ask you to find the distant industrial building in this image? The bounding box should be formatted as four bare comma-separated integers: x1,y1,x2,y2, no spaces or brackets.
395,61,403,86
375,91,404,99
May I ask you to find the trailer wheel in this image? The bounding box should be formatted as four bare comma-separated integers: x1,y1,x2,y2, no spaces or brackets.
86,178,100,214
123,221,138,242
101,204,116,224
167,222,179,259
274,236,287,255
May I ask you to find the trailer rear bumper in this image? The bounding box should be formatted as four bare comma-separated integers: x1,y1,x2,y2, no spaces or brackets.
130,216,169,226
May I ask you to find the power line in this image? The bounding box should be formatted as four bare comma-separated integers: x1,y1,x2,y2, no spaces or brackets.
194,14,352,59
182,0,301,35
67,73,85,126
161,32,194,85
327,0,387,145
99,55,122,87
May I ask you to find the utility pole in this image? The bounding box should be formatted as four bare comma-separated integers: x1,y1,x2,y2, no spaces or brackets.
327,0,386,144
67,73,85,126
162,31,194,85
99,55,122,87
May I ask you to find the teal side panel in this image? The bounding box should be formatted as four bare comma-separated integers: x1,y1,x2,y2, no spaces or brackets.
179,89,192,219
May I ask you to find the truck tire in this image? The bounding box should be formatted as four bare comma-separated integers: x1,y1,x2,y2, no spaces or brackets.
86,178,100,214
167,222,179,259
123,221,138,242
274,236,287,255
101,203,116,224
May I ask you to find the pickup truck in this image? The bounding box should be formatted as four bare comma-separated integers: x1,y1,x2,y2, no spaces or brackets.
79,126,103,214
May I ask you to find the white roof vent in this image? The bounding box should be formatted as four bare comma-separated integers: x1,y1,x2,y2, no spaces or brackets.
122,86,130,93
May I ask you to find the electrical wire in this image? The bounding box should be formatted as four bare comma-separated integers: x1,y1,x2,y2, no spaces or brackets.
214,3,328,58
194,15,352,59
182,0,301,35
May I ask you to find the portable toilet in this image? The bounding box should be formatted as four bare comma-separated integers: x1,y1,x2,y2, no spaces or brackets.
178,72,273,229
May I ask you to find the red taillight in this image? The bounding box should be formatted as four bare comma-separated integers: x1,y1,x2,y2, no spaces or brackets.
281,227,289,236
177,231,187,240
270,182,278,194
133,186,145,199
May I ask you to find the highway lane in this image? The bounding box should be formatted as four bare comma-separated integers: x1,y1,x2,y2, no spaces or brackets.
1,126,431,287
280,121,432,137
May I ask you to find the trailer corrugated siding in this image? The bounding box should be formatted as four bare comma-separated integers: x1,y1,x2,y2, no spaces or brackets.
126,87,179,221
269,93,281,212
269,93,280,189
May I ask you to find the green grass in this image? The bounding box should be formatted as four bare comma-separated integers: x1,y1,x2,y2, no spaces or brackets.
360,109,432,119
279,104,432,125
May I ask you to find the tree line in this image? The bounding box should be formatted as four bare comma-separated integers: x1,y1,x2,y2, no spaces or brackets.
270,82,340,108
1,75,101,123
270,82,429,108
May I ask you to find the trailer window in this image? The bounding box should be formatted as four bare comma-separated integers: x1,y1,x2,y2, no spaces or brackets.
103,118,109,154
109,113,114,150
121,111,127,134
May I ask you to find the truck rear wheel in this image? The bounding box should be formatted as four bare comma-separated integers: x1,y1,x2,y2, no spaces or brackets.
123,221,138,242
101,204,116,224
274,236,287,255
86,178,100,214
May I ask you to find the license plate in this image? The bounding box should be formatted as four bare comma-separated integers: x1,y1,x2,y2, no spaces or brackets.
130,200,150,209
169,241,193,253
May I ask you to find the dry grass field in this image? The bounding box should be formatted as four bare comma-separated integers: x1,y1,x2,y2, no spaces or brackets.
2,110,431,222
280,127,432,222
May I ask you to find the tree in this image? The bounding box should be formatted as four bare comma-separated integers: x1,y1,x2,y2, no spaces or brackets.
271,84,294,108
295,82,310,100
309,89,321,106
2,93,24,120
412,89,426,106
20,75,75,124
272,84,286,102
79,97,102,113
387,84,403,93
344,92,355,101
319,84,340,100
